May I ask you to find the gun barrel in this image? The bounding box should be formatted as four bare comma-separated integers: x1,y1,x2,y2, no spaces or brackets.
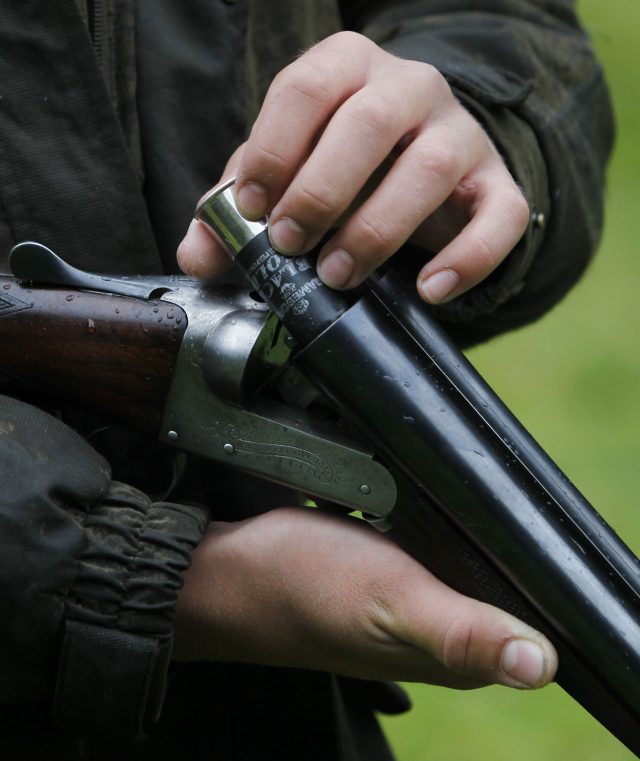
292,271,640,755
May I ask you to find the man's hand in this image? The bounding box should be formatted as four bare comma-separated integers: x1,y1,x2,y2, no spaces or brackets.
178,32,529,304
174,508,557,690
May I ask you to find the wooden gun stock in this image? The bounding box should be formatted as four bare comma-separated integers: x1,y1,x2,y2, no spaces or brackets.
0,276,185,432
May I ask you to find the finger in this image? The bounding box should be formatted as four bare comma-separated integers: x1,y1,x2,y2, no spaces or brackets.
177,146,245,277
234,32,377,221
265,63,439,256
314,118,483,289
176,218,230,278
379,565,558,690
416,178,530,304
409,196,474,253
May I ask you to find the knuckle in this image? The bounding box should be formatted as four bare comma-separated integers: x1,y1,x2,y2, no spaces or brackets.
416,62,447,91
441,615,476,675
349,90,399,140
327,30,374,54
468,232,500,271
273,59,332,106
409,62,452,103
295,181,338,219
252,141,290,171
355,214,396,256
362,586,397,640
413,143,463,184
358,565,408,645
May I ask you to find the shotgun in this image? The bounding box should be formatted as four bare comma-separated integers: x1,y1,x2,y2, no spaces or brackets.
2,181,640,755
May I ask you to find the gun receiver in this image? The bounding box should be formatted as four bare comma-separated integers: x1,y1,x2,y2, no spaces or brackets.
3,235,640,757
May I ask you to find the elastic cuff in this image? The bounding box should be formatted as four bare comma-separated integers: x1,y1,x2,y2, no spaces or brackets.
54,482,209,737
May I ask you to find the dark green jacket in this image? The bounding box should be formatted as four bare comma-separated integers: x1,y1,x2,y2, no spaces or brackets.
0,1,613,759
0,0,614,343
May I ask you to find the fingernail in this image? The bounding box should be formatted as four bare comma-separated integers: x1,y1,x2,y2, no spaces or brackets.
500,639,547,689
269,217,306,254
236,182,268,219
419,269,459,304
317,249,355,289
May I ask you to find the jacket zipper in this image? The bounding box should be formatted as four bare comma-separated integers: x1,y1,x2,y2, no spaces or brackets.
87,0,105,66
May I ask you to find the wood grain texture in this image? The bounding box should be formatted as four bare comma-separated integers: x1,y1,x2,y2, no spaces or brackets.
0,276,186,433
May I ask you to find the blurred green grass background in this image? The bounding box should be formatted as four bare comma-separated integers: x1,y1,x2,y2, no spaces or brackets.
383,2,640,759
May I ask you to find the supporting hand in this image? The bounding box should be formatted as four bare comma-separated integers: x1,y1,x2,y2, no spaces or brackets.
174,508,557,690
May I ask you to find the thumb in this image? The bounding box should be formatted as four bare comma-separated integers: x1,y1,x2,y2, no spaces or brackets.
177,144,246,277
380,565,558,690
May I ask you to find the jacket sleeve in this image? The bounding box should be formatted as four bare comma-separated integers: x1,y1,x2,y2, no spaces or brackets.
341,0,615,346
0,395,209,739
